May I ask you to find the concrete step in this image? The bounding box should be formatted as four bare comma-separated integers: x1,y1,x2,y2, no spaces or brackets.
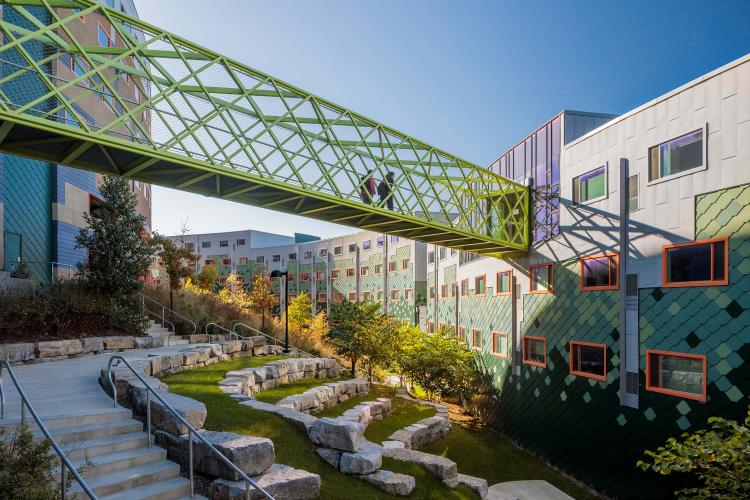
1,407,132,430
72,447,167,479
61,431,150,460
40,419,143,444
99,476,194,500
169,339,189,346
68,459,181,498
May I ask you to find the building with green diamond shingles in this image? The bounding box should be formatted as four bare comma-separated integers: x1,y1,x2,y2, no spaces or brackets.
163,53,750,498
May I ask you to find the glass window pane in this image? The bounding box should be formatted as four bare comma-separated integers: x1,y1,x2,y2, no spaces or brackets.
583,256,615,288
713,241,725,280
649,353,704,397
572,343,605,377
667,244,712,283
525,338,545,364
532,265,551,291
574,166,606,203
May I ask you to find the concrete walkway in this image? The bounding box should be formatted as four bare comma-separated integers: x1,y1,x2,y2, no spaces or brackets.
1,345,210,499
487,480,575,500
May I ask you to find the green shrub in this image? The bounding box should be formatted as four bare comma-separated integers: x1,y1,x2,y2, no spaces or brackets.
0,425,66,499
637,405,750,499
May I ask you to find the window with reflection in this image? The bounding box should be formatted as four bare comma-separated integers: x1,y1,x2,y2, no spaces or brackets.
570,342,607,381
646,350,706,401
580,254,618,291
523,336,546,367
649,129,703,181
530,263,553,293
663,238,728,287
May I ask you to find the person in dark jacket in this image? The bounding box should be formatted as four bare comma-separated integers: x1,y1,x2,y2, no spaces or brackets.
377,171,395,210
360,170,376,204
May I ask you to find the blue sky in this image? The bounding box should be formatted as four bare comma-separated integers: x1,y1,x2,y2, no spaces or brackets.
136,0,750,238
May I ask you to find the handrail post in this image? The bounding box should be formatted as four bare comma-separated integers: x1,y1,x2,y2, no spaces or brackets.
146,390,152,448
61,459,66,499
188,428,194,497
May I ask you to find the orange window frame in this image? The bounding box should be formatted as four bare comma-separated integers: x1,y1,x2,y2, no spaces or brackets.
331,269,340,280
346,268,355,278
529,263,554,294
661,237,729,288
376,290,384,301
316,271,325,280
388,261,397,272
429,286,435,299
404,288,413,300
375,264,383,274
496,270,512,296
492,332,509,358
645,350,707,402
317,293,327,302
391,289,400,300
580,253,619,291
441,284,449,299
460,279,469,297
360,266,368,276
348,292,357,302
475,274,487,296
300,272,310,282
427,321,435,333
471,329,482,349
569,341,607,381
362,291,372,301
522,336,547,368
402,258,409,270
458,326,466,340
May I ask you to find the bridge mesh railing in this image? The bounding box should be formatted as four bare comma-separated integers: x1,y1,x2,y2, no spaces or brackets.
0,0,529,252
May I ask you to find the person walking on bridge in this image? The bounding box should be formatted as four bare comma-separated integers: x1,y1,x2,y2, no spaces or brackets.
360,170,376,204
378,171,395,210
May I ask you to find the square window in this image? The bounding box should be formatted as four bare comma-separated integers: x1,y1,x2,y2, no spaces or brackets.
439,247,447,260
377,290,384,301
428,251,435,264
360,266,369,276
404,288,412,300
239,257,248,265
580,254,619,291
649,129,704,182
428,321,435,333
646,350,706,401
388,261,396,273
97,23,113,48
316,271,325,280
272,255,281,262
255,256,264,263
663,238,728,287
472,329,482,350
219,240,228,247
475,275,486,295
287,273,295,282
377,236,384,247
331,269,340,280
348,292,357,302
429,286,435,299
450,282,457,298
201,241,211,249
319,249,327,258
222,258,231,266
458,326,466,340
346,268,355,278
569,341,607,381
496,270,511,295
572,165,607,204
461,279,469,297
523,336,546,367
391,235,398,243
391,289,400,300
349,243,357,253
333,292,343,303
317,293,327,303
334,246,343,256
441,284,449,298
362,291,373,301
205,259,214,266
530,263,553,293
402,258,408,270
236,238,246,246
185,242,194,250
288,253,296,261
375,264,383,274
304,251,312,259
363,240,371,250
492,332,509,358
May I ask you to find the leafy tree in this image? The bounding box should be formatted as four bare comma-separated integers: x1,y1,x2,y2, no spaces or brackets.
75,175,154,297
359,313,399,382
402,327,476,400
327,300,382,375
285,291,313,332
389,322,424,386
217,273,252,310
195,263,218,291
150,232,196,310
249,275,275,329
637,406,750,499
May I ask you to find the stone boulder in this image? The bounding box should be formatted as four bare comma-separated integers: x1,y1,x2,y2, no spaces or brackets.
209,464,320,500
383,447,457,481
192,431,275,479
81,337,104,353
0,343,35,363
36,339,83,358
339,442,382,475
316,447,342,469
308,418,364,452
102,336,135,350
150,391,206,434
457,473,489,499
360,470,415,496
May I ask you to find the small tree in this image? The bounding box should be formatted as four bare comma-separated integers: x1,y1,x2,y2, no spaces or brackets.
249,275,275,329
402,328,476,401
389,322,424,386
327,300,382,375
285,291,313,332
217,274,252,310
359,313,399,382
637,406,750,499
150,232,196,310
75,175,154,297
195,263,218,291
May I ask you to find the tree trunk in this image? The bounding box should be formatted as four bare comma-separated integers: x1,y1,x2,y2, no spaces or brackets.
169,286,174,312
261,311,265,329
351,357,356,377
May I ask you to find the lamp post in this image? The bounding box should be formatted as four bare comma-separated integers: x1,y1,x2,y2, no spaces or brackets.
270,269,289,353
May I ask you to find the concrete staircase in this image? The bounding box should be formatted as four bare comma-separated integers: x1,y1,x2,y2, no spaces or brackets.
147,320,189,346
0,349,207,499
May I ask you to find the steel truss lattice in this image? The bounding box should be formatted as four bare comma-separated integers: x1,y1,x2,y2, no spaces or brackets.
0,0,529,256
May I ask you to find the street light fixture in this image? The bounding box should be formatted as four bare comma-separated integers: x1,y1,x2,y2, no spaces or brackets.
270,269,290,353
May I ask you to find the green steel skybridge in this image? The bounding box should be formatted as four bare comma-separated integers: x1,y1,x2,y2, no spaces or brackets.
0,0,529,256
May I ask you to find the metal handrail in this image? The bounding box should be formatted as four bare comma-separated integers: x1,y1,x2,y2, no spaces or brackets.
140,293,197,334
105,356,274,499
0,360,97,499
205,322,236,342
142,308,175,346
233,322,317,358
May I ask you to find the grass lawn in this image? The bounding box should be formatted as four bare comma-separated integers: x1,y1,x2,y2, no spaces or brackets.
421,424,599,500
318,385,437,444
160,356,477,499
254,377,343,404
